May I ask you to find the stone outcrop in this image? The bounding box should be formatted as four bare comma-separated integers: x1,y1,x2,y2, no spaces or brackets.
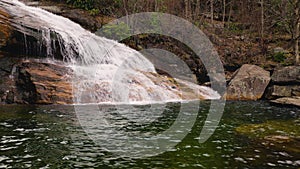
266,66,300,107
0,59,219,104
266,85,300,99
226,64,271,100
1,60,73,105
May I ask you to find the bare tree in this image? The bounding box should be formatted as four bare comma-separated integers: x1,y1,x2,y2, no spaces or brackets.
293,0,300,64
222,0,226,26
296,21,299,64
227,0,233,23
211,0,214,23
261,0,264,39
185,0,189,18
195,0,201,19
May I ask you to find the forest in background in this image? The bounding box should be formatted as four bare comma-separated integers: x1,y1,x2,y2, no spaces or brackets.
59,0,300,65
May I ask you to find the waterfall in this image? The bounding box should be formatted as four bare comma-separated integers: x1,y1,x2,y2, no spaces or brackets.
0,0,220,104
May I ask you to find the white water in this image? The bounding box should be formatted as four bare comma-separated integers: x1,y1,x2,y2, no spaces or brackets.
0,0,220,104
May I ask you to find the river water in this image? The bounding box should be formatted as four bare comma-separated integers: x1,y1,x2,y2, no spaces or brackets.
0,101,299,169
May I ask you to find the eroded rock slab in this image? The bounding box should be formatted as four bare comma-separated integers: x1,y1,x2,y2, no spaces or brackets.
266,85,300,99
271,97,300,107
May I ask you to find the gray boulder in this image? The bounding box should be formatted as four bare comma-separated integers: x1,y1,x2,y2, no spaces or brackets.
271,66,300,84
226,64,271,100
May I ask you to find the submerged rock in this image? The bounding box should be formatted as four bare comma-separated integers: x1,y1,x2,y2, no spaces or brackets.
236,120,300,153
226,64,271,100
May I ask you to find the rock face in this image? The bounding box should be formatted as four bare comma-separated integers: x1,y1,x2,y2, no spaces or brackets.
0,60,73,105
226,64,271,100
0,8,12,48
266,66,300,107
0,59,219,104
14,61,73,104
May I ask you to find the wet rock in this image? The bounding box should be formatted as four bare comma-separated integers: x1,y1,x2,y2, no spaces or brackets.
24,1,40,6
226,64,271,100
271,97,300,107
141,72,220,101
0,8,12,49
39,6,63,14
0,53,21,104
15,61,73,104
60,9,102,32
5,91,15,104
271,66,300,84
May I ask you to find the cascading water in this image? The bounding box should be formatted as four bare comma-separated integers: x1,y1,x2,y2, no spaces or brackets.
0,0,220,104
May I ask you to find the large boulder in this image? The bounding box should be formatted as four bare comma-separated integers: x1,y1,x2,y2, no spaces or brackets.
14,61,73,104
271,66,300,84
226,64,271,100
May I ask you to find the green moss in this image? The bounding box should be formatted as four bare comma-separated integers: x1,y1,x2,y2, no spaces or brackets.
66,0,95,10
272,52,286,62
236,120,300,153
101,21,131,40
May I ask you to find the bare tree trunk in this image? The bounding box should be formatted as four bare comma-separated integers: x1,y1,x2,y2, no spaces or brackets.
227,0,233,23
296,22,299,64
261,0,264,40
122,0,128,16
185,0,189,18
295,1,300,64
195,0,201,19
222,0,226,26
155,0,159,12
211,0,214,23
188,0,192,19
260,0,267,56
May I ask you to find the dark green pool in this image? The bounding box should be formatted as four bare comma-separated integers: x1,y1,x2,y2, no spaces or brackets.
0,101,299,169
